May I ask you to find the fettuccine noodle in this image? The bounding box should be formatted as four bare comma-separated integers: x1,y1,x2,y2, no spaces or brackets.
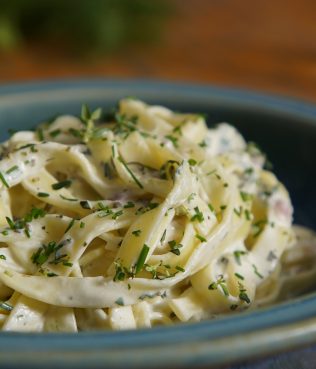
0,98,315,332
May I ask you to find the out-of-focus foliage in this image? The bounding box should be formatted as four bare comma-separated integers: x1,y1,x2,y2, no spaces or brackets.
0,0,172,54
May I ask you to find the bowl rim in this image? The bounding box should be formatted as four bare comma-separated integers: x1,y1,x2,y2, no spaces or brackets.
0,78,316,368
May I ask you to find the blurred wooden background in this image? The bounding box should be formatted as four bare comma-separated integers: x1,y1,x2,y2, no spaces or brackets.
0,0,315,102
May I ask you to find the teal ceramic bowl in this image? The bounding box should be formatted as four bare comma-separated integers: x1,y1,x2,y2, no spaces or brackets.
0,80,316,369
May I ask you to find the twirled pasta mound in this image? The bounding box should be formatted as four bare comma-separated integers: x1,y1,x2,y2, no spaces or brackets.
0,99,315,332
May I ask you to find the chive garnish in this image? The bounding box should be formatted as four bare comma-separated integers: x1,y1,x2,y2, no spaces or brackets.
65,219,75,233
0,171,9,188
191,206,204,222
238,282,250,304
234,272,244,280
52,180,72,190
233,250,247,265
0,255,6,260
118,156,143,189
49,129,61,138
132,229,141,237
165,135,178,148
160,229,167,244
115,297,124,306
175,266,185,272
112,210,123,220
5,165,18,175
37,192,50,197
5,216,15,230
135,244,150,274
37,128,44,141
124,201,135,208
240,191,252,202
195,234,207,242
252,264,263,279
168,240,183,255
188,158,197,166
208,203,215,212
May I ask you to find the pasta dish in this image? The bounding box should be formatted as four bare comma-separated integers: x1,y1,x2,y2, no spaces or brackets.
0,98,315,331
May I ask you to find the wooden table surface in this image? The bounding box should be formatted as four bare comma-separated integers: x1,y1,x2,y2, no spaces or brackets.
0,0,315,103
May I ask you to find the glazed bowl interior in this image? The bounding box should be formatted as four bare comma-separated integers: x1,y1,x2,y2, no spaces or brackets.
0,80,316,369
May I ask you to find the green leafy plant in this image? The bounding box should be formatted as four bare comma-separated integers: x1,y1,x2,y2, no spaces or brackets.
0,0,171,54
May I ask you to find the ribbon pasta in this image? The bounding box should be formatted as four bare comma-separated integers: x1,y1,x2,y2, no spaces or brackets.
0,98,314,332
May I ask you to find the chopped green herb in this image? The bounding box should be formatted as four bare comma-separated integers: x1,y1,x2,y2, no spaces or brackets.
5,216,15,230
47,272,58,277
238,282,250,304
244,209,251,221
252,219,267,238
0,255,6,260
234,272,244,280
52,180,72,190
160,229,167,244
37,192,49,198
65,219,75,233
68,128,82,139
165,135,178,148
31,241,63,266
244,167,254,175
168,240,183,255
135,244,150,274
132,229,141,237
80,222,85,229
113,261,126,281
175,265,185,272
233,250,247,265
49,129,61,138
206,169,217,176
0,171,9,188
135,202,159,215
188,158,197,166
112,210,124,220
191,206,204,223
103,162,115,180
118,156,143,189
220,283,229,296
115,297,124,306
208,275,229,296
240,191,252,202
230,304,238,311
220,205,227,211
37,128,44,141
187,193,196,202
233,206,242,217
124,201,135,208
199,140,208,148
195,234,207,242
208,203,215,212
252,264,263,279
5,165,19,175
62,261,73,267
